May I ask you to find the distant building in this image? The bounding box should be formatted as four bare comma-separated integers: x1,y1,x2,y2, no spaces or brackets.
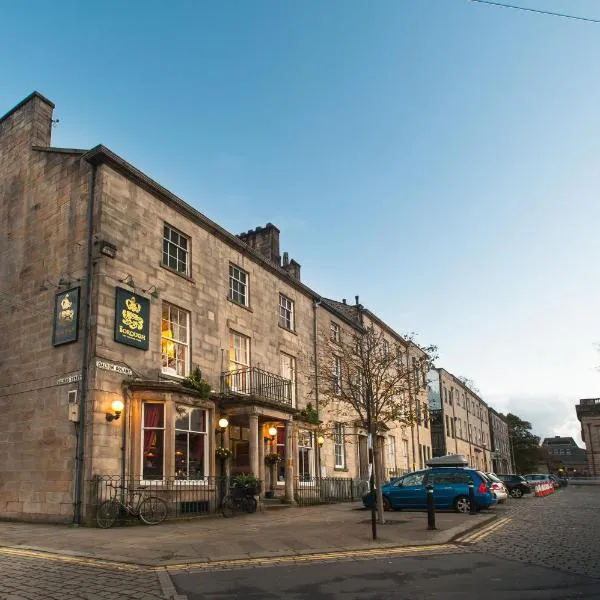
541,435,588,477
575,399,600,476
488,408,513,474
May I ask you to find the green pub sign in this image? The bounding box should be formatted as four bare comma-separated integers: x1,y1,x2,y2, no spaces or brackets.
114,287,150,350
53,287,80,346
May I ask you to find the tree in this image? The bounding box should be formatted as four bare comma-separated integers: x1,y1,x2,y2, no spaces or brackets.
456,376,480,394
501,413,543,474
314,318,437,534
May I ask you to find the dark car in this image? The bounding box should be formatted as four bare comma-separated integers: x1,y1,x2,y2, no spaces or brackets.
496,474,532,498
362,467,496,513
549,474,568,488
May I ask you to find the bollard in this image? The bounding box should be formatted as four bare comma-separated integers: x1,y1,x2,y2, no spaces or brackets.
426,484,436,530
468,481,477,515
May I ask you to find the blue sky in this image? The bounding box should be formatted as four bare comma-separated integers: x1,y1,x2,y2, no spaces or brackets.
3,0,600,445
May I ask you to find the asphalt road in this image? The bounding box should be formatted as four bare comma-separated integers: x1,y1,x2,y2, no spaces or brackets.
171,552,600,600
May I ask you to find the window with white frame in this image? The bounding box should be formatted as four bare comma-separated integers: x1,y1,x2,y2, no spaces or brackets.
175,406,207,480
334,423,345,469
279,293,294,330
229,264,248,306
382,339,389,358
162,224,189,275
402,439,409,470
298,430,315,481
330,321,340,343
387,435,396,470
142,402,165,480
280,352,296,406
332,355,341,394
228,331,250,393
161,302,190,377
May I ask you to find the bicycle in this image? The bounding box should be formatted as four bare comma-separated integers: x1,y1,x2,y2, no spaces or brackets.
221,488,258,518
96,483,168,528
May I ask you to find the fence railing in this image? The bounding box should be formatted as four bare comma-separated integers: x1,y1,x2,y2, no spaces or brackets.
294,477,369,506
89,475,263,523
221,367,293,406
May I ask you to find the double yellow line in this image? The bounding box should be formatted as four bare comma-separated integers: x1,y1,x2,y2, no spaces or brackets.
456,517,512,545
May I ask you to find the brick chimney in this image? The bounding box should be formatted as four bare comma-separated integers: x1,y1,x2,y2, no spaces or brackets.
238,223,280,265
0,91,54,151
281,252,301,281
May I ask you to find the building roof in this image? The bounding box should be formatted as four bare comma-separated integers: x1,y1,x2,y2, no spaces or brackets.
542,436,580,448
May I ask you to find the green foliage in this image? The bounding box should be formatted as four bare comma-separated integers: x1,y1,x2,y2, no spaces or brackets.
299,402,320,424
265,453,282,465
502,412,543,474
231,473,261,491
182,366,211,398
215,446,233,460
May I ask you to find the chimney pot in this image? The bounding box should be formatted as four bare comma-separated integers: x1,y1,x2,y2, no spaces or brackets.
342,299,346,305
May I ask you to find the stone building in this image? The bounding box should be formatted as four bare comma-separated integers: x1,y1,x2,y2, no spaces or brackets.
428,369,493,471
541,435,587,477
488,407,513,474
1,91,431,522
575,398,600,476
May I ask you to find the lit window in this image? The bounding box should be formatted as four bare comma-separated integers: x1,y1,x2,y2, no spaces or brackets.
175,406,207,481
161,302,190,377
279,294,294,330
142,403,165,480
162,224,189,275
229,264,248,306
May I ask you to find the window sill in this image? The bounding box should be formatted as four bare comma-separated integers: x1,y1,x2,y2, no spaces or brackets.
160,262,195,283
278,323,297,335
160,371,187,383
227,297,253,312
334,467,348,472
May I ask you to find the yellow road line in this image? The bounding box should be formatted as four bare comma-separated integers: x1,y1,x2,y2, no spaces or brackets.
0,547,148,572
166,544,459,572
458,517,512,544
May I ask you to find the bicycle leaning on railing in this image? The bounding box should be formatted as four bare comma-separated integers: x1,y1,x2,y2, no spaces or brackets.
221,485,258,517
96,483,168,528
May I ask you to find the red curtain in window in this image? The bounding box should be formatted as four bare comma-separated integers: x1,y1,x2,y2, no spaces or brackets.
144,404,163,453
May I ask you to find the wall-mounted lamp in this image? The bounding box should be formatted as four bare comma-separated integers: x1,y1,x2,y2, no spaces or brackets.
143,285,159,299
119,274,136,288
106,399,125,422
99,240,117,259
317,435,325,447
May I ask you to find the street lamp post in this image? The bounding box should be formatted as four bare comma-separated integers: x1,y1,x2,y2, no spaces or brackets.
218,417,229,504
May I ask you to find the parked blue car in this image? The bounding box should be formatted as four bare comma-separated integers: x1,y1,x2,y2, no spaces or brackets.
362,467,496,513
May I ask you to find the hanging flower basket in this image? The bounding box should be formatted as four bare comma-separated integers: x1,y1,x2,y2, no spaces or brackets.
216,446,233,460
265,453,282,466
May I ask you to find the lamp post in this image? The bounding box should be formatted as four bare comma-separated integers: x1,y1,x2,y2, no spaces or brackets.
218,417,229,504
267,426,278,496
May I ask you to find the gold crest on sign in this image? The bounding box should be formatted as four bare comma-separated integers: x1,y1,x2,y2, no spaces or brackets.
125,297,141,313
59,294,74,321
122,296,144,330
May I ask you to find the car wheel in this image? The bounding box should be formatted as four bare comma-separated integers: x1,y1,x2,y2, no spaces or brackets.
510,488,523,498
454,496,470,513
382,496,392,511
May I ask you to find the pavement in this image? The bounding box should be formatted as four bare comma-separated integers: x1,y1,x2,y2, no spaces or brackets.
0,502,496,568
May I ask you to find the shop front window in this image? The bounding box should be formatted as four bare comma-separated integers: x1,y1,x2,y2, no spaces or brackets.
175,406,207,480
143,403,164,480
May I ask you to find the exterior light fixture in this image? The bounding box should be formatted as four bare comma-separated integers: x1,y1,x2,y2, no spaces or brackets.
99,241,117,259
317,435,325,447
218,417,229,430
106,399,125,422
268,426,278,439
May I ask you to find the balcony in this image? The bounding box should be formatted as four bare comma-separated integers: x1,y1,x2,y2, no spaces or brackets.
220,367,294,408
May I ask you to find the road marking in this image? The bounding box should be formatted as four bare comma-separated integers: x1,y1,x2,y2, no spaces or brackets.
166,544,460,573
0,547,148,572
456,517,512,544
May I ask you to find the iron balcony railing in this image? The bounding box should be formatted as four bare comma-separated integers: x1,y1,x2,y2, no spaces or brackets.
221,367,294,407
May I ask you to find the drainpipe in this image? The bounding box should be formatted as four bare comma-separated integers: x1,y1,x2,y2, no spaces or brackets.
73,163,97,525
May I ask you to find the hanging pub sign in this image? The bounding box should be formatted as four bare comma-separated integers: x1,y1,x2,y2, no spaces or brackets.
52,287,80,346
114,287,150,350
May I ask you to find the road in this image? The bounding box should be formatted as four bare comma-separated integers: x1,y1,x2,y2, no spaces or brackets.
1,485,599,599
170,485,600,599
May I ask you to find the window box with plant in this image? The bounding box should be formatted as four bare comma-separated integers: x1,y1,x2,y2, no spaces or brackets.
215,446,233,460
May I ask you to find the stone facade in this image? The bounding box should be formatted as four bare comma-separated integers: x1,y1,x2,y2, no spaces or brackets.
1,92,440,522
428,368,493,472
576,399,600,476
488,407,513,474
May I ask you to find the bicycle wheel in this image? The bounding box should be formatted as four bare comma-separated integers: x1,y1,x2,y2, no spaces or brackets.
221,495,237,518
96,499,120,528
138,496,168,525
243,496,257,514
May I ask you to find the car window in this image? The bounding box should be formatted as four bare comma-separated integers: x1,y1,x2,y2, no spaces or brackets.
427,472,455,485
452,472,472,484
402,473,425,487
486,473,502,483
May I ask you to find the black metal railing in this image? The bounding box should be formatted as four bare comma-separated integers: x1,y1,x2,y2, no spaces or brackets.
89,475,261,524
221,367,293,406
294,477,369,507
